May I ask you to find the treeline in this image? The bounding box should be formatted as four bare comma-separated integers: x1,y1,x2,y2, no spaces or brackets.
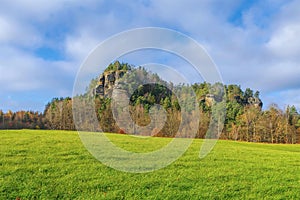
43,97,75,130
0,110,44,129
42,62,300,144
42,85,300,144
2,61,300,144
224,104,300,144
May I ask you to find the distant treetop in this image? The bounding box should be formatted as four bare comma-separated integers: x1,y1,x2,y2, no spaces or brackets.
105,61,132,72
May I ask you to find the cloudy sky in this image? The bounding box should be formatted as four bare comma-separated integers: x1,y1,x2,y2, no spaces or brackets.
1,0,300,112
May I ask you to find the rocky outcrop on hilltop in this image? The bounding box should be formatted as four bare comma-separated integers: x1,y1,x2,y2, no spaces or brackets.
94,69,128,97
93,61,131,97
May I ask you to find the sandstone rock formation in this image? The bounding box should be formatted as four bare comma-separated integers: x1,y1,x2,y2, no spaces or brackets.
94,69,128,97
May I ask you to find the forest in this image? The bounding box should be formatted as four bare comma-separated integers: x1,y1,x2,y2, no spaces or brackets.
1,61,300,144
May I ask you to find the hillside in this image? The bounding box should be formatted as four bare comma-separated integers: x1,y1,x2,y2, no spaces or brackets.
1,61,300,143
43,61,300,144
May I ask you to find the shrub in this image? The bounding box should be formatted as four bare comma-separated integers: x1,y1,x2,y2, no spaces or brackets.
119,129,126,134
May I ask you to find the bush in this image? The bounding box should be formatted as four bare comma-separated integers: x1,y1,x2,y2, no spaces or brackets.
119,129,126,134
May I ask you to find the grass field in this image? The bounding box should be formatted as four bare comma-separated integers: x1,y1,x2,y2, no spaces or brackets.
0,130,299,199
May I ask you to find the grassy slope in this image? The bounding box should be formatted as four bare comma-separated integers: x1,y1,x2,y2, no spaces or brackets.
0,130,299,199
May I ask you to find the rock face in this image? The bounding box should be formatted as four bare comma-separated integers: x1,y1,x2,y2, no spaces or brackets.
247,97,263,108
205,94,215,107
203,93,263,108
94,69,128,97
93,64,263,110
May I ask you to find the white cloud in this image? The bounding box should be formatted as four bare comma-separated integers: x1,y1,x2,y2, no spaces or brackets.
0,16,15,41
268,24,300,59
0,45,77,93
0,0,101,22
0,0,300,111
65,31,101,62
0,15,41,47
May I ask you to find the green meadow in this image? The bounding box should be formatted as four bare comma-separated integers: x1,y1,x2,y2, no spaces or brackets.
1,130,299,199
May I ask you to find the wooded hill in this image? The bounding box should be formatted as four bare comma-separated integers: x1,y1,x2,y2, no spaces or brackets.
1,61,300,144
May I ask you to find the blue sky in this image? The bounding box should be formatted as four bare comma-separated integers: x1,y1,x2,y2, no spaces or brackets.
1,0,300,112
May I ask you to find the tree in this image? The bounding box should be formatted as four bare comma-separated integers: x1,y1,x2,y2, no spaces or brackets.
254,91,260,98
244,88,253,102
267,105,282,143
238,106,260,142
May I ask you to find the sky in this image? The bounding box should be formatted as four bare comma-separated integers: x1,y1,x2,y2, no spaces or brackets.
1,0,300,112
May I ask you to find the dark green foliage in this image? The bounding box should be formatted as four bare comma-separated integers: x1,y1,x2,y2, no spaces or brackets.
130,83,176,111
243,88,253,102
225,101,243,124
105,61,131,72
